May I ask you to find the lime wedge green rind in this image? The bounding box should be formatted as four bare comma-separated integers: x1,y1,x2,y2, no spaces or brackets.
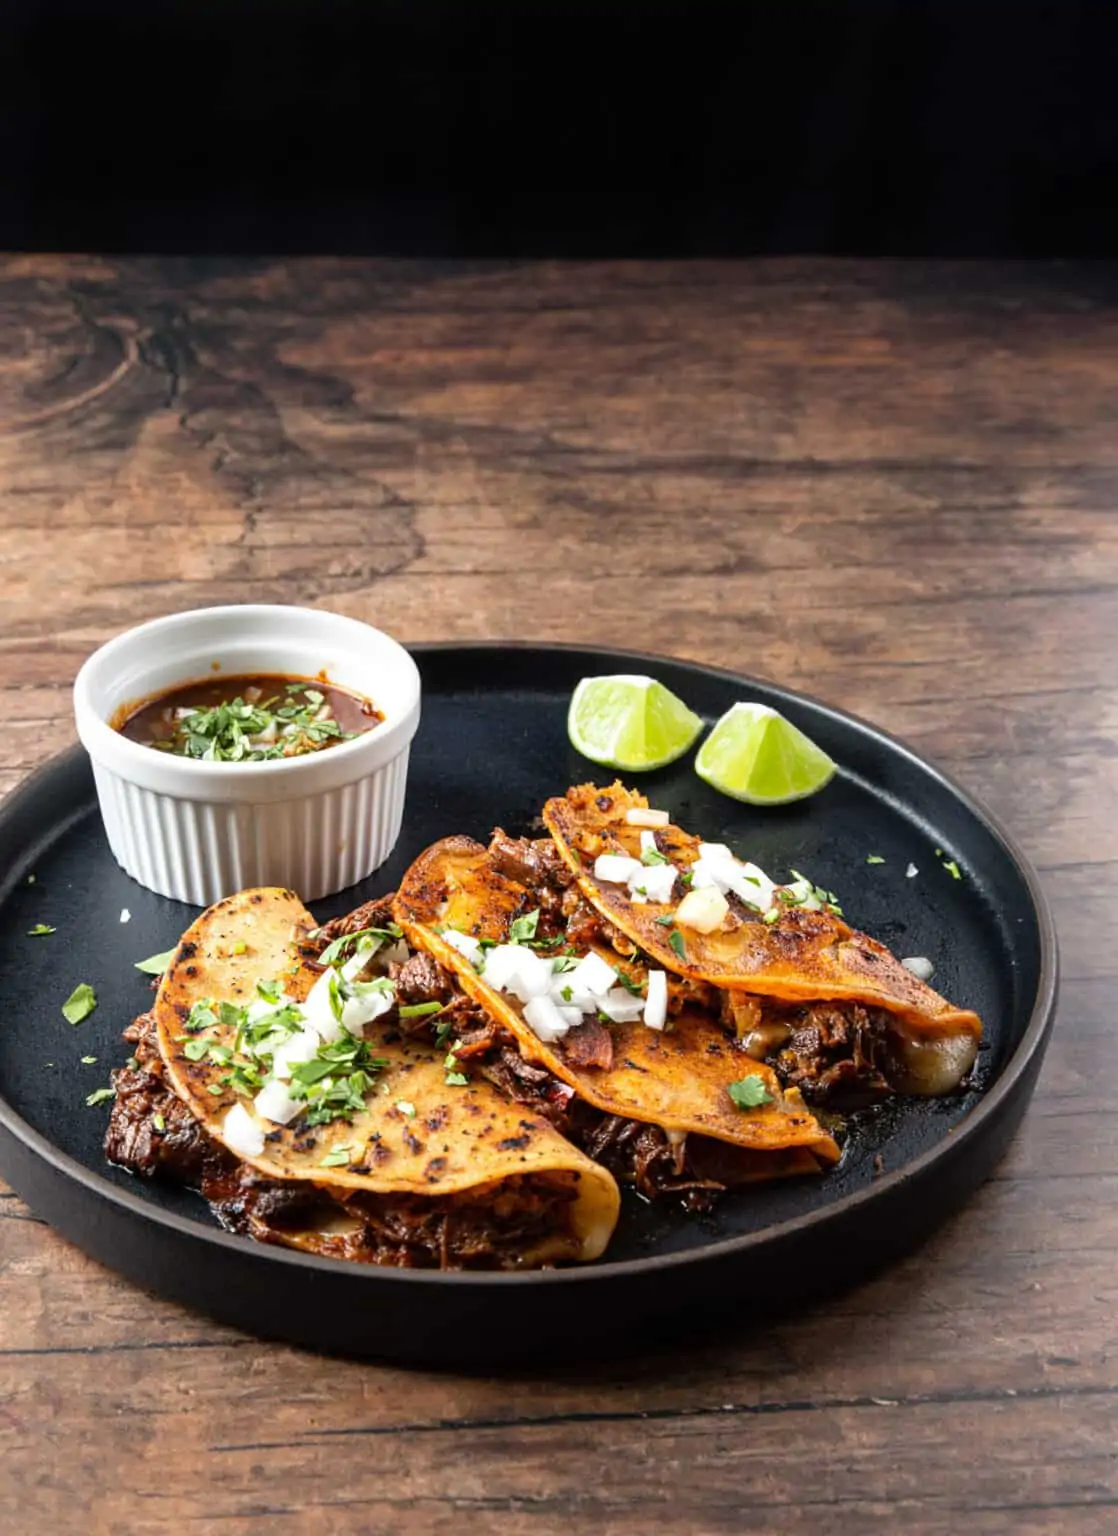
568,675,704,772
695,701,837,805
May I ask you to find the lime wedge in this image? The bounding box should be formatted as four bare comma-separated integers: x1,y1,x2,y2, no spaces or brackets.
695,702,836,805
568,675,703,771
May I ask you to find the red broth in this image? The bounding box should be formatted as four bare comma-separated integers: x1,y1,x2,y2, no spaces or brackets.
114,673,383,762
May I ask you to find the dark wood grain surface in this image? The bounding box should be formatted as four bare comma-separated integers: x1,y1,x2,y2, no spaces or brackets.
0,258,1114,1533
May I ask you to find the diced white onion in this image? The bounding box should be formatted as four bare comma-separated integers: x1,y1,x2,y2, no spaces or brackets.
254,1079,302,1126
522,994,574,1043
340,984,395,1033
313,704,333,723
901,956,935,982
556,1006,585,1028
119,907,131,923
173,707,197,721
271,1028,321,1080
639,830,658,855
625,808,670,828
567,951,618,998
443,929,483,965
341,937,383,981
690,843,776,912
597,989,646,1024
504,950,555,1003
304,970,393,1040
549,976,595,1013
593,853,643,884
674,886,730,934
643,969,668,1031
688,858,727,892
475,943,523,992
381,939,411,968
251,719,279,746
245,995,289,1026
480,943,552,1002
666,1128,687,1149
906,863,919,879
628,862,677,904
222,1102,265,1159
724,862,776,911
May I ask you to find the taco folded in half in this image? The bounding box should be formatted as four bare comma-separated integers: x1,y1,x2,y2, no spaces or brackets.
542,782,983,1102
105,887,620,1269
393,839,841,1204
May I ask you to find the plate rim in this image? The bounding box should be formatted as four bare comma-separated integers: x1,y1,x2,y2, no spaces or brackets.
0,640,1059,1290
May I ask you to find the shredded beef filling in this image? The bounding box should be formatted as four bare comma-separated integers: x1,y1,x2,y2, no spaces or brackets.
390,951,453,1008
767,1001,895,1107
104,1014,580,1270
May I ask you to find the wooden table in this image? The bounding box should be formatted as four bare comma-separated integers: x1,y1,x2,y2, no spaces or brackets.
0,258,1114,1533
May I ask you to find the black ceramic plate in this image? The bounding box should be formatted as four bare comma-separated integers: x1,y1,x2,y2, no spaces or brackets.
0,644,1057,1366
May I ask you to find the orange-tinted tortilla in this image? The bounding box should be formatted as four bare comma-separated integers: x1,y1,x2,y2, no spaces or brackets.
394,839,840,1166
153,887,620,1263
543,782,983,1044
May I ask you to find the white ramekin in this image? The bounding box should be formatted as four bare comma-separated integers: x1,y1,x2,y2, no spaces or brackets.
73,605,422,905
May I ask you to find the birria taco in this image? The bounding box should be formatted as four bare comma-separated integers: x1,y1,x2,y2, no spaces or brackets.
105,887,620,1268
542,782,983,1101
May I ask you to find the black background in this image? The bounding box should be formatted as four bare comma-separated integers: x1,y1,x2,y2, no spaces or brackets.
3,0,1118,256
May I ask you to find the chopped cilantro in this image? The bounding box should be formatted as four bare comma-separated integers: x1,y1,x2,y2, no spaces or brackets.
641,847,669,867
434,1019,455,1049
615,970,643,997
256,977,282,1004
866,855,885,865
287,1033,388,1125
943,858,962,880
444,1053,469,1087
509,908,541,945
150,683,357,764
135,948,176,975
399,1001,443,1019
153,1113,166,1133
321,1145,352,1168
80,1055,97,1065
317,924,401,968
183,1037,210,1061
205,1083,225,1097
27,923,55,937
395,1099,416,1118
560,984,573,1002
668,929,686,962
728,1075,773,1110
231,940,248,956
654,913,676,927
62,984,97,1025
185,1000,217,1032
85,1087,114,1107
763,907,780,925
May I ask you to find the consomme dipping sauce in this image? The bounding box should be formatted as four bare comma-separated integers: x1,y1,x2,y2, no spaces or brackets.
115,673,383,763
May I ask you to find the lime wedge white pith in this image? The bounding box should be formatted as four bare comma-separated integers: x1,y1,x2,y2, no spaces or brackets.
567,675,704,771
695,701,837,805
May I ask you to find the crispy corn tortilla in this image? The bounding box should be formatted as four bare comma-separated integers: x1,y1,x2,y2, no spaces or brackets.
154,887,620,1262
394,839,840,1166
544,783,983,1038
